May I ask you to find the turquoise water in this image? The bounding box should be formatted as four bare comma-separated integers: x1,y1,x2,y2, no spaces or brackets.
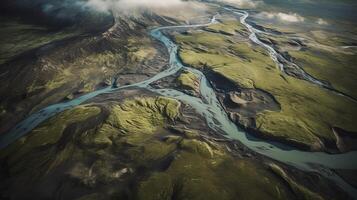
0,11,356,198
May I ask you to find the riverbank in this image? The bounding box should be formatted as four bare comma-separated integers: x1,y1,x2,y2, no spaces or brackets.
1,2,357,199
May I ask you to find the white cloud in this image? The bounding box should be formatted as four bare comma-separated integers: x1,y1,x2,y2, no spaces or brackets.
316,18,328,25
86,0,185,13
256,12,305,23
219,0,263,8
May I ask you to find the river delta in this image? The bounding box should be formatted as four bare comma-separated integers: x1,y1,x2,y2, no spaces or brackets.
0,0,357,199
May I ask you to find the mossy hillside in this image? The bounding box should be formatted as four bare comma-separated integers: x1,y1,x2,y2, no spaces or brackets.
289,49,357,99
177,70,200,92
0,105,101,173
125,139,177,164
137,147,294,200
257,34,301,52
204,20,247,35
59,99,182,188
23,48,122,116
175,24,357,149
0,96,181,185
308,30,357,49
171,127,201,139
179,139,214,158
107,97,181,135
127,37,158,63
178,46,275,89
251,22,357,99
36,35,159,95
0,97,334,199
0,19,166,136
84,97,182,165
26,39,125,95
230,42,271,61
0,16,81,64
175,31,228,52
0,36,127,136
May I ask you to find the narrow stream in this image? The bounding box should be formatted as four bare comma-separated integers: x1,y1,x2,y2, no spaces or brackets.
0,11,357,198
224,7,357,103
225,8,328,86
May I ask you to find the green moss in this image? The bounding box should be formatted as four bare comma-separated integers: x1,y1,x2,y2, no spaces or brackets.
107,97,181,135
137,173,174,200
76,97,181,164
175,22,357,149
80,124,115,149
269,164,324,200
309,30,354,48
0,93,324,199
182,129,200,139
0,96,181,183
204,20,247,35
177,70,200,93
176,31,227,51
127,37,157,62
179,139,213,158
0,105,101,177
289,49,357,99
2,105,101,162
126,140,176,163
179,49,259,88
168,127,201,139
138,150,293,200
27,50,121,95
75,97,181,165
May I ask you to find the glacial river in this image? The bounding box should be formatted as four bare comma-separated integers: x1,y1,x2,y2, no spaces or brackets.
0,8,356,198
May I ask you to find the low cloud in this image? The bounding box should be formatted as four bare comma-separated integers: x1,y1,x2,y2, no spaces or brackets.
217,0,263,8
85,0,186,13
256,12,305,23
